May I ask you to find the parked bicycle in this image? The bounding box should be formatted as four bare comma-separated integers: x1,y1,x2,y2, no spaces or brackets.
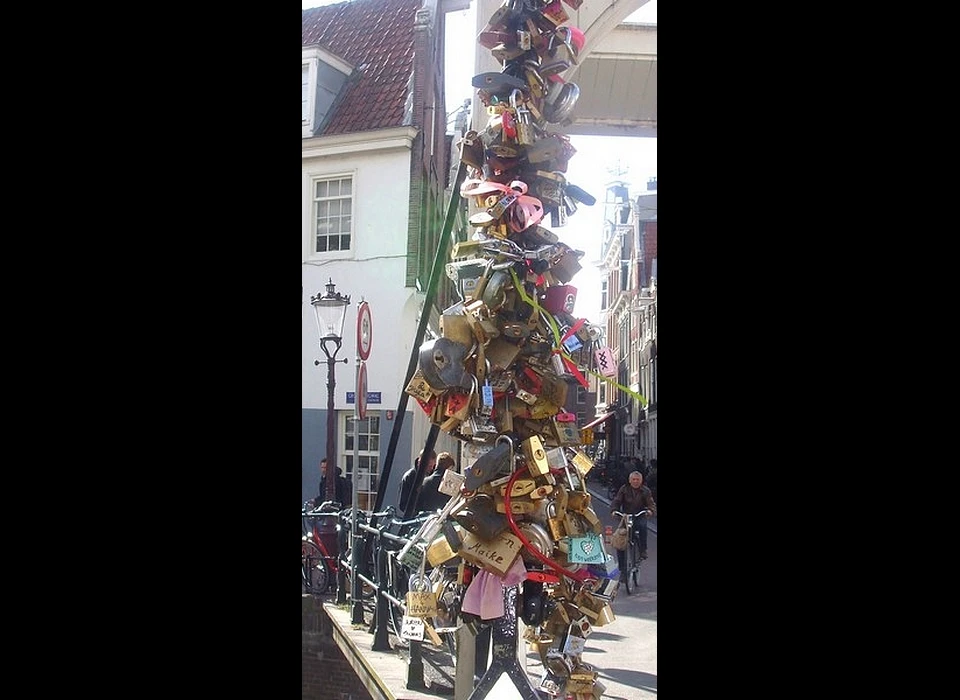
612,509,650,595
302,500,343,594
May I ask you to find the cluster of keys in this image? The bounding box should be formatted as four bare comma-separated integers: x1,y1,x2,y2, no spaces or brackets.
396,2,626,698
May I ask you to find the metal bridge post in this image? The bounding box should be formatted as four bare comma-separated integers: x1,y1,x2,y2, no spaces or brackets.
466,585,540,700
371,546,392,651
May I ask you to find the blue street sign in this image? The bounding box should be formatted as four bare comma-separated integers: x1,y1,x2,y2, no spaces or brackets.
346,391,381,404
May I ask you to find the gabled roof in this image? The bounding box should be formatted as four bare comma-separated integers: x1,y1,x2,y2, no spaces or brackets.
302,0,420,135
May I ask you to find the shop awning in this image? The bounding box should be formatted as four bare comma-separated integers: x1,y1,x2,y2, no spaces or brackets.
582,411,616,431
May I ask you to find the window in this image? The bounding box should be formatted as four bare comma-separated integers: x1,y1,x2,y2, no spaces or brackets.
302,64,309,122
313,176,353,253
343,414,381,511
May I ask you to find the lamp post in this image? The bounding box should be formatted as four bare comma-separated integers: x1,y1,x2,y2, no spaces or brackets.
311,278,351,506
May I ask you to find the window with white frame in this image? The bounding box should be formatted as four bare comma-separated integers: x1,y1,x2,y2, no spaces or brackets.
302,64,309,122
313,175,353,253
343,414,381,511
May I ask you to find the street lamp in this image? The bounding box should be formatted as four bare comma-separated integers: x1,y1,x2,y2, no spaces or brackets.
311,278,351,504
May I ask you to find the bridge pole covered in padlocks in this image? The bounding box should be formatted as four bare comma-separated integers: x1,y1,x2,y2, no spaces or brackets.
400,1,627,699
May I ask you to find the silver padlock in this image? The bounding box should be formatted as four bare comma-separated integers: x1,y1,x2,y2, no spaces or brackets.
510,90,536,146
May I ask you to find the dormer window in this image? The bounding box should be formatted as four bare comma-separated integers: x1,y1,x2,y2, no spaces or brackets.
302,65,309,122
302,46,353,139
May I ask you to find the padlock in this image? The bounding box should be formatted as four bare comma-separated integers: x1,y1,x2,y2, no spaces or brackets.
492,41,526,62
404,367,437,403
482,1,518,33
566,490,591,513
510,89,536,146
418,337,473,391
550,198,567,227
538,57,570,78
480,269,511,311
544,650,574,678
458,528,524,576
563,510,584,537
517,29,532,50
453,492,510,540
478,29,512,49
440,312,476,347
548,25,580,65
529,483,553,499
463,435,513,490
546,499,567,540
540,1,570,28
538,671,563,697
521,435,550,477
580,506,602,534
553,416,581,445
544,80,580,124
468,414,499,440
521,579,546,626
494,492,536,514
500,478,536,497
458,130,485,170
494,397,514,433
570,450,593,479
426,532,459,567
517,521,554,563
543,284,577,315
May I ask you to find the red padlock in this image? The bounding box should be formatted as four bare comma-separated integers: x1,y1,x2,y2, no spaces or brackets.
542,284,577,315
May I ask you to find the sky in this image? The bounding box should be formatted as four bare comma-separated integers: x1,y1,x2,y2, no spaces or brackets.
302,0,657,327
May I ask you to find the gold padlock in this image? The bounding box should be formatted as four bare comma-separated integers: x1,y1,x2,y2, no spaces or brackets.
580,506,602,534
493,492,536,514
566,490,591,512
500,479,536,497
521,435,550,476
563,511,584,537
546,499,567,540
569,450,593,477
426,534,459,567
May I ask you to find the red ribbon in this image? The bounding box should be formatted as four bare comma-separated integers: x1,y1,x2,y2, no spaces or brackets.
553,318,589,388
503,467,593,585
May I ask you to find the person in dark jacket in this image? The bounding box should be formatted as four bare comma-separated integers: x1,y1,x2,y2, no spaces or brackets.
399,449,437,513
316,458,351,508
418,451,455,513
610,470,657,565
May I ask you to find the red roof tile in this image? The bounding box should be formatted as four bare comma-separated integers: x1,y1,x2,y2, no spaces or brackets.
302,0,420,135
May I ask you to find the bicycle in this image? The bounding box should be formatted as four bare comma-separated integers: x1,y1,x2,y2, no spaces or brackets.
612,509,650,595
302,500,342,594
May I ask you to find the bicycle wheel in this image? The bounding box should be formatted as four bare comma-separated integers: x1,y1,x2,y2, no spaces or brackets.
385,552,412,639
623,540,638,595
302,539,329,594
342,538,377,601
